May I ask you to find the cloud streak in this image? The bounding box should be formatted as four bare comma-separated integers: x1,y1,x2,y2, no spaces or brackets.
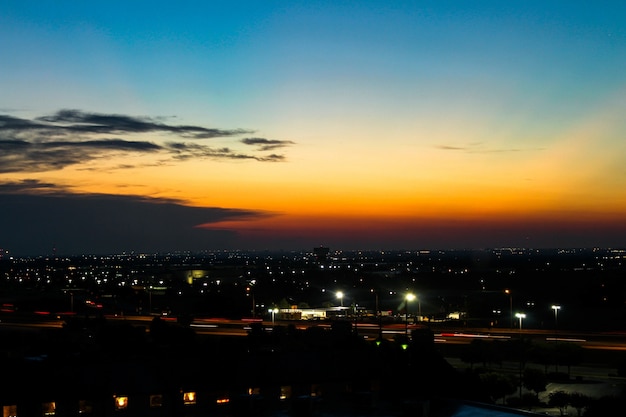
436,143,545,154
0,110,294,173
241,137,295,151
29,109,249,139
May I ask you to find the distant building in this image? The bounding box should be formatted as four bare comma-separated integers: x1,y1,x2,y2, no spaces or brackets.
313,246,329,262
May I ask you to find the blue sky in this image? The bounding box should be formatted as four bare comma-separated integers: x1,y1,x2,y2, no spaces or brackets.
5,1,624,119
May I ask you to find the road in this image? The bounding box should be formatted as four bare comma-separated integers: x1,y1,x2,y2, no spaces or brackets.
2,313,625,352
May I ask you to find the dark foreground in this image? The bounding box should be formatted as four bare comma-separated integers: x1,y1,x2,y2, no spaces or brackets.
1,317,624,416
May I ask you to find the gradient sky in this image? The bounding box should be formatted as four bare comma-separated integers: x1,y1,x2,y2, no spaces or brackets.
1,1,626,255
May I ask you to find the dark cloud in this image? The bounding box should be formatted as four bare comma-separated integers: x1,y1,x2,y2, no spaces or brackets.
0,139,30,148
44,139,162,151
0,114,43,131
241,137,295,151
0,110,293,172
0,179,63,193
257,154,286,162
0,181,271,256
33,109,251,138
0,138,163,173
164,142,286,162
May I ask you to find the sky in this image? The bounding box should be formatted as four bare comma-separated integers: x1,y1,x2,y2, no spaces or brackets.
1,1,626,255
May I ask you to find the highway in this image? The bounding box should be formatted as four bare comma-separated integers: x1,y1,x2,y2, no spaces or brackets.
2,314,626,354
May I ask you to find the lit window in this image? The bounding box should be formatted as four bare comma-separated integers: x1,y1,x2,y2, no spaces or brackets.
279,385,291,400
183,392,196,405
3,405,17,417
114,396,128,411
216,397,230,405
311,384,322,397
42,402,56,416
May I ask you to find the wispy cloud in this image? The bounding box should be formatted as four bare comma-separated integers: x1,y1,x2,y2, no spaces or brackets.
436,142,545,154
32,109,249,139
0,110,294,173
0,179,64,193
437,145,467,151
164,141,283,162
241,137,295,151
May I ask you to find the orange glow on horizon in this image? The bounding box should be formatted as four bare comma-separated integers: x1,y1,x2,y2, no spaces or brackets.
200,210,626,242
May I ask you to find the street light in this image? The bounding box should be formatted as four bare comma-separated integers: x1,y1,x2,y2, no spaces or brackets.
552,304,561,372
405,293,415,336
514,312,526,399
371,289,379,318
551,305,561,331
336,291,344,307
269,308,278,326
148,286,153,314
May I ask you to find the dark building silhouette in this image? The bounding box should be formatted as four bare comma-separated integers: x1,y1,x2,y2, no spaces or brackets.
313,246,329,262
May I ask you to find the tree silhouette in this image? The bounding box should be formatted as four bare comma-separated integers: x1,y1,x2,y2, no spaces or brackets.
479,372,516,404
548,391,569,416
584,396,626,417
556,343,584,376
568,392,589,417
529,343,554,373
460,339,485,369
522,368,547,402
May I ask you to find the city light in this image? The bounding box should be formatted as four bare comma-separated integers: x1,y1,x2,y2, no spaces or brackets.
0,247,625,416
405,293,415,335
114,396,128,410
269,308,279,325
183,392,196,405
551,305,561,331
336,291,344,307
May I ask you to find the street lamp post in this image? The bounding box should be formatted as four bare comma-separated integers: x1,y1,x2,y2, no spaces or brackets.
417,295,422,322
336,291,344,307
552,305,561,372
515,312,526,398
353,301,358,335
371,289,382,339
515,312,526,330
405,293,415,336
269,308,278,326
551,305,561,332
505,289,513,329
371,289,379,318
